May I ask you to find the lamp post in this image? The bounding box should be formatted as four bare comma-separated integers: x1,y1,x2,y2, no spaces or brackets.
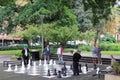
40,15,44,55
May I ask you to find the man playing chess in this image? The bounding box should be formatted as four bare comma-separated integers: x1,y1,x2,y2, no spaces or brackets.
72,49,81,76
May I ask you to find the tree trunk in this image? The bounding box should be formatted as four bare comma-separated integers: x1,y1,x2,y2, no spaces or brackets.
94,30,99,46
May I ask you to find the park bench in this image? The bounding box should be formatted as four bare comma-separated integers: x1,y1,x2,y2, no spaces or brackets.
3,60,22,67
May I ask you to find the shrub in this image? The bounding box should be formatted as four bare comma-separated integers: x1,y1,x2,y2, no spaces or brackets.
112,61,120,75
78,45,91,51
100,34,116,43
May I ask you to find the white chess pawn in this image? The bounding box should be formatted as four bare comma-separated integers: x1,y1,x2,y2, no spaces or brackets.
49,59,53,65
82,66,87,74
39,60,42,66
53,60,56,65
96,67,100,74
5,64,13,72
28,61,39,76
14,65,18,71
27,59,31,69
21,61,25,71
44,59,47,66
33,62,36,71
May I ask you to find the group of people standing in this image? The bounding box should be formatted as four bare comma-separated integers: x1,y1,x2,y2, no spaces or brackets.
92,44,102,65
21,44,82,76
21,44,64,66
21,43,103,76
43,44,64,64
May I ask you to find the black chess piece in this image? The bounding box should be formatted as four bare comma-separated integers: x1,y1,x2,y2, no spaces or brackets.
61,68,64,74
63,62,67,70
63,69,67,76
79,64,82,73
47,69,51,76
53,68,57,75
57,70,62,78
85,64,88,71
61,62,67,74
94,64,97,70
70,64,73,70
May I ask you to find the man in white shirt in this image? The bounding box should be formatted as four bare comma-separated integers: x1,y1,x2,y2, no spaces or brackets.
57,45,64,64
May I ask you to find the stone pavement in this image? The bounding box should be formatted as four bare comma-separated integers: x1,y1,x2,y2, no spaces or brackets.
0,53,112,80
0,61,106,80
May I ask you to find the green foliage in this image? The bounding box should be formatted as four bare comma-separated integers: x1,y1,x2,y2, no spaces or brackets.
83,0,115,25
0,6,15,30
43,23,80,45
100,34,116,43
13,0,76,27
79,30,95,43
112,61,120,74
13,24,40,40
72,0,93,32
15,51,21,57
0,45,41,51
100,43,120,51
82,0,116,44
78,45,91,51
77,42,120,51
0,0,15,6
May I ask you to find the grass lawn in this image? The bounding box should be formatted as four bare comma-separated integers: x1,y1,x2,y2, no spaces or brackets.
0,50,21,55
81,51,120,55
0,49,120,55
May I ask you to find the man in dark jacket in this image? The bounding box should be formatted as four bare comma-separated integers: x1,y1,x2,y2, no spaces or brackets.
22,45,30,67
43,45,50,64
73,49,81,76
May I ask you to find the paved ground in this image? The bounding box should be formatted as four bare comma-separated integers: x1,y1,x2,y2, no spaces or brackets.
0,62,106,80
0,53,113,80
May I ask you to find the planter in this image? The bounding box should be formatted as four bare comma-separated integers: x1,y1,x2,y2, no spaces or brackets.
105,74,120,80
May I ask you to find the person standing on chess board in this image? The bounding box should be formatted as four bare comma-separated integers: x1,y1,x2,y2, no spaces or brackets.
92,43,98,64
57,44,64,64
21,45,30,67
72,49,81,76
43,45,50,64
97,46,102,65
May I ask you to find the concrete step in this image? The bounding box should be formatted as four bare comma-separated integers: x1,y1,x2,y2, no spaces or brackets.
50,54,120,65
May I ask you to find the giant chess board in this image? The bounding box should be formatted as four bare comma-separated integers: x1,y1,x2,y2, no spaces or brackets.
4,59,95,79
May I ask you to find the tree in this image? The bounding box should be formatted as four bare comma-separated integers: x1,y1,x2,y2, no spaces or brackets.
80,30,95,45
0,6,15,33
13,0,76,27
0,0,15,6
11,24,41,45
42,23,80,46
72,0,93,32
82,0,116,44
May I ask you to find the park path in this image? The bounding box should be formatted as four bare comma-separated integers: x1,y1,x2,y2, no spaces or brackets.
0,52,120,63
0,54,11,63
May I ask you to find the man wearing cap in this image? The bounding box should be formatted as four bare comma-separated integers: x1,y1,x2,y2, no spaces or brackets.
72,49,81,76
22,45,30,67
